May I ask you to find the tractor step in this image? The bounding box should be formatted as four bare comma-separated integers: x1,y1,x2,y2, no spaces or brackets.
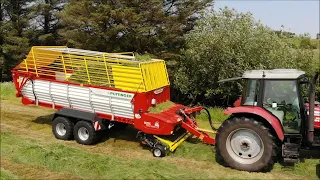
282,142,300,159
282,134,302,160
283,157,299,164
312,136,320,146
282,142,300,164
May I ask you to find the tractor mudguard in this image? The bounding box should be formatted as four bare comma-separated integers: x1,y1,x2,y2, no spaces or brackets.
224,106,284,141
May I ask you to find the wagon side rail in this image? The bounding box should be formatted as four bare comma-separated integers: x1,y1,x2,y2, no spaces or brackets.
13,46,170,93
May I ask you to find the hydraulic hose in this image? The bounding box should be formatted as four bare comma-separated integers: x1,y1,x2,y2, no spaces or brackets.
202,107,218,131
30,79,37,104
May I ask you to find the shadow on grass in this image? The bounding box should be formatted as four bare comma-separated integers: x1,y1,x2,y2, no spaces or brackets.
102,125,140,143
32,114,54,125
300,148,320,159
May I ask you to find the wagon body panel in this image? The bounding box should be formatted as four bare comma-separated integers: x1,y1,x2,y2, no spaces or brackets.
19,77,135,119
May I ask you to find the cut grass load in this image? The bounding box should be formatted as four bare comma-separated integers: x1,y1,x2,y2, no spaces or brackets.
148,101,175,113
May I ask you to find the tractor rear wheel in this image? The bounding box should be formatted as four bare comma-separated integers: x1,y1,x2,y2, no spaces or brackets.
216,117,277,172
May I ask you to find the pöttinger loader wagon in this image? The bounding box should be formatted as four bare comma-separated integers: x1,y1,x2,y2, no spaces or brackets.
11,46,216,157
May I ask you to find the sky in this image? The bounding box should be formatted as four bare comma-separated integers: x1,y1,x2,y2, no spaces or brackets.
214,0,320,38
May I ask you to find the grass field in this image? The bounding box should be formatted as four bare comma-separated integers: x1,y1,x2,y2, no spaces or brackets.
1,82,319,179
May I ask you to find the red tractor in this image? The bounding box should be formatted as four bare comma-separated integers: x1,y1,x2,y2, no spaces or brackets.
216,69,319,172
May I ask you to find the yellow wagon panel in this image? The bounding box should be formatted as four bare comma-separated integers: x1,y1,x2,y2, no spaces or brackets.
14,46,170,92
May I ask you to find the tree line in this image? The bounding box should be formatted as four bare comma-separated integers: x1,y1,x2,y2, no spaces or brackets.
173,8,319,105
1,0,319,106
1,0,212,80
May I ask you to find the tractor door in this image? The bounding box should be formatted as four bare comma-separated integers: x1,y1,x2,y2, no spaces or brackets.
242,79,260,106
262,80,302,133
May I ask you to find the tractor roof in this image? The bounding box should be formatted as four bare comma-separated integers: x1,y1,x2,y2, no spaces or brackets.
243,69,305,79
218,69,305,83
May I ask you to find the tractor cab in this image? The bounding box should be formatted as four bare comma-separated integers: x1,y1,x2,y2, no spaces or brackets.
216,69,319,172
241,69,306,133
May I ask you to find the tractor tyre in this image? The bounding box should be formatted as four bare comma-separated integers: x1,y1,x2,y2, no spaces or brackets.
52,116,74,140
74,121,100,145
216,117,277,172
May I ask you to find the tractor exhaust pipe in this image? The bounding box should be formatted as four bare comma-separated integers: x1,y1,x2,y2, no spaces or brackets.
308,72,319,143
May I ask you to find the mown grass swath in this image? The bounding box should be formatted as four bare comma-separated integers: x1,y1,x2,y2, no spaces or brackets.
0,168,20,180
1,82,320,179
0,82,16,101
0,131,215,179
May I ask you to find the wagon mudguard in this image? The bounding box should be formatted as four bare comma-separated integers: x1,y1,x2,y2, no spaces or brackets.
53,108,106,130
224,106,284,141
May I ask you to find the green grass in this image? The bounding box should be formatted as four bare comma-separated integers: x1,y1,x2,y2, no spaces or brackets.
1,82,320,179
1,130,317,179
0,131,215,179
0,169,19,180
0,82,16,101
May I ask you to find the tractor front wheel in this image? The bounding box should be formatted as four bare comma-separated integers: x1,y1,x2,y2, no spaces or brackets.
216,117,277,172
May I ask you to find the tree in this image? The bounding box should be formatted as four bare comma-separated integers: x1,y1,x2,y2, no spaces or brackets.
173,8,315,106
299,37,313,49
28,0,67,45
1,0,32,81
274,30,296,38
58,0,212,60
1,2,4,81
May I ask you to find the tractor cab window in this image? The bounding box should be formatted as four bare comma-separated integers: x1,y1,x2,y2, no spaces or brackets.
242,79,260,106
263,80,301,133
